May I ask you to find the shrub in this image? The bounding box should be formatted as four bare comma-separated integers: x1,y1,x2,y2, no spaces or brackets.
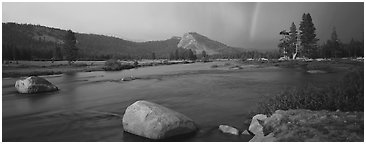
224,62,231,66
210,64,218,68
103,59,135,71
253,68,364,115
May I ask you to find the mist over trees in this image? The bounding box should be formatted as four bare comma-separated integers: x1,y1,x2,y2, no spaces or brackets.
319,28,363,58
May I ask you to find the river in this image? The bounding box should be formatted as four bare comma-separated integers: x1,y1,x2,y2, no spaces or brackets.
2,61,345,142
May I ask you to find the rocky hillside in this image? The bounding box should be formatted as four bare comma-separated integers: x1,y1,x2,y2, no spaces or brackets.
177,32,243,55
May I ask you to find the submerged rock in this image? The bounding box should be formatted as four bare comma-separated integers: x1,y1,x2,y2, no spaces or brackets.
249,109,364,142
307,70,327,74
122,100,197,140
121,76,135,81
15,76,58,94
229,65,243,70
218,125,239,135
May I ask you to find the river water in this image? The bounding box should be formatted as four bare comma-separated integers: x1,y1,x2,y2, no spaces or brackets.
2,61,345,142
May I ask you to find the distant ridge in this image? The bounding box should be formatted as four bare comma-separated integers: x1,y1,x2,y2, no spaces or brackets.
3,22,245,60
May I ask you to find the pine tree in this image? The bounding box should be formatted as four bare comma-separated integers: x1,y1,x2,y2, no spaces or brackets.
278,30,290,59
330,27,341,58
202,50,207,58
188,49,197,60
169,52,175,60
151,52,156,60
54,45,63,60
289,22,299,59
174,49,179,60
299,13,319,58
64,30,78,64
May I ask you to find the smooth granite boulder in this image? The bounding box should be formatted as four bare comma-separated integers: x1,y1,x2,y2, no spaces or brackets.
15,76,58,94
248,114,267,136
122,100,198,140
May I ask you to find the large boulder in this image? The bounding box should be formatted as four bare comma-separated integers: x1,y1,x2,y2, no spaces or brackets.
15,76,58,94
248,114,267,136
122,100,198,140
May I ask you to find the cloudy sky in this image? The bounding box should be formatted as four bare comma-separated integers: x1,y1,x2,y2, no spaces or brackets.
2,2,364,51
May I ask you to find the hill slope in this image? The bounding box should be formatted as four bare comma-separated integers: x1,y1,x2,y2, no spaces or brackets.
3,23,244,60
3,23,181,60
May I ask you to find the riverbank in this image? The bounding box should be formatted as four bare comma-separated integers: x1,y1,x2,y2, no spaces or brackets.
242,62,364,142
2,60,195,78
3,58,362,78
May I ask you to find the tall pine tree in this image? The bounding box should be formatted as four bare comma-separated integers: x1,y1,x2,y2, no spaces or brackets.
330,27,341,58
299,13,319,58
64,30,78,64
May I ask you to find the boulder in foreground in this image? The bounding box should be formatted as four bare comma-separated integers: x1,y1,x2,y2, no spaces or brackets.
15,76,59,94
122,100,198,140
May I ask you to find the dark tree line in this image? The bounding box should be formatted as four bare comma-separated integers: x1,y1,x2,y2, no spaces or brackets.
318,28,363,58
278,13,363,59
64,30,78,64
169,48,197,60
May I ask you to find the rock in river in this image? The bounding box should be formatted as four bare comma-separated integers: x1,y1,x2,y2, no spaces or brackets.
15,76,59,94
121,76,136,81
307,70,327,74
122,100,198,140
218,125,239,135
